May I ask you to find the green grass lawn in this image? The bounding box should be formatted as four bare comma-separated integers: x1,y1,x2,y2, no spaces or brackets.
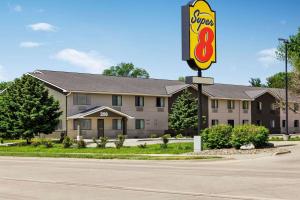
0,142,219,160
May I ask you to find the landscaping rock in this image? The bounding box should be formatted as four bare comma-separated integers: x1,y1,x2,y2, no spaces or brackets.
240,143,255,150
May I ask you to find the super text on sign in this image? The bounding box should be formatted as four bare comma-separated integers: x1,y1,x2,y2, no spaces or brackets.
182,0,216,70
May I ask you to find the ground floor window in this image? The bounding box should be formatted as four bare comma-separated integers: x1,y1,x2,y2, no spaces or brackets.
55,120,63,130
74,119,91,130
211,119,219,126
270,120,275,128
242,120,249,125
112,119,123,130
294,120,299,128
228,120,234,127
282,120,286,128
256,120,262,126
136,119,145,129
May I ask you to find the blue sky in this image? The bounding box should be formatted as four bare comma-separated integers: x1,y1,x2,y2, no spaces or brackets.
0,0,299,85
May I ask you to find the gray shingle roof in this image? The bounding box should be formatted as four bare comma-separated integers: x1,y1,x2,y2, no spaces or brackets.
29,70,183,96
28,70,300,102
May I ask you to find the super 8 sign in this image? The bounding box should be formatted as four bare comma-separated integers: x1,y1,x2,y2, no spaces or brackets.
182,0,216,70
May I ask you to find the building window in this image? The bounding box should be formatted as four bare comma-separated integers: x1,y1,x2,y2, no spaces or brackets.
282,120,286,128
211,100,218,109
294,103,299,112
294,120,299,128
257,102,262,111
242,101,249,110
211,119,219,126
156,97,165,107
74,119,91,130
135,96,144,107
228,120,234,127
227,100,235,109
112,119,123,130
55,120,63,130
242,120,249,125
135,119,145,129
271,103,276,111
256,120,262,126
112,95,122,106
73,94,91,105
270,120,275,128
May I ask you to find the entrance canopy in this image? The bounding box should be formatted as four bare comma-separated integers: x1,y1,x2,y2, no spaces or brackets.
68,106,134,119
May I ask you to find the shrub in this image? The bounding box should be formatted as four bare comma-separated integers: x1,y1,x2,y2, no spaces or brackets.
269,136,283,141
0,138,3,144
164,134,171,138
202,124,232,149
231,124,269,149
62,136,73,148
150,134,158,138
161,134,169,149
114,134,126,149
175,134,183,139
94,137,109,148
31,138,42,147
77,139,86,148
42,139,53,148
138,143,147,149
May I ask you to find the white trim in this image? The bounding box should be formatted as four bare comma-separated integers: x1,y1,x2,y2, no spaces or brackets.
26,73,68,93
67,106,134,119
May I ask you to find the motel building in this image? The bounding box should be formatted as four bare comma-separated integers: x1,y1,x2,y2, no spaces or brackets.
26,70,300,139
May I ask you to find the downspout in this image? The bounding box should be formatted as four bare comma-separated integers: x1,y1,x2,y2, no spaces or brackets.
65,92,72,136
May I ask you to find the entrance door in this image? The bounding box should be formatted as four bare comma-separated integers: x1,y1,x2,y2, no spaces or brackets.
97,119,104,138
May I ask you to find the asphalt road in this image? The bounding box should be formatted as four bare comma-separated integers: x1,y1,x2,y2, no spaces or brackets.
0,147,300,200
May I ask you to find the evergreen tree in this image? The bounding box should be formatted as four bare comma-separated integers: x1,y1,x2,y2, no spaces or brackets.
169,90,198,134
0,75,62,142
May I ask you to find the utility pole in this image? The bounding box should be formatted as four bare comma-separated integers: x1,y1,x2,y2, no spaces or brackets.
279,38,289,140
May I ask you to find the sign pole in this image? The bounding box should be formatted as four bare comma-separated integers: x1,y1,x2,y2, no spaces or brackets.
197,69,203,136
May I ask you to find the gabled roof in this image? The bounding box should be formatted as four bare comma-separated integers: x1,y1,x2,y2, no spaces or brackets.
28,70,183,96
27,69,300,102
68,106,134,119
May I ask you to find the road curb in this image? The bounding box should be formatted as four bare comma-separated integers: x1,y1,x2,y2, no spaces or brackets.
273,150,291,156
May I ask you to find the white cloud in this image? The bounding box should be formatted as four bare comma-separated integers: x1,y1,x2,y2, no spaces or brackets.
20,41,42,48
257,48,280,68
13,5,22,12
28,23,56,32
55,49,111,73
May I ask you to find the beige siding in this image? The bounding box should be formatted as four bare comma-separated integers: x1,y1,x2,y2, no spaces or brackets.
208,98,251,127
280,103,300,133
46,87,66,132
67,93,168,138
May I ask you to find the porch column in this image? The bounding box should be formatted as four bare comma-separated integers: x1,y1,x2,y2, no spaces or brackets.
122,117,127,135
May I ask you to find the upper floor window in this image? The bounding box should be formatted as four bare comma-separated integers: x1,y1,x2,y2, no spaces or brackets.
257,102,263,111
294,103,299,112
135,96,144,107
135,119,145,129
74,119,91,130
242,101,249,110
112,95,122,106
227,100,235,109
211,100,218,109
156,97,165,107
73,94,91,105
